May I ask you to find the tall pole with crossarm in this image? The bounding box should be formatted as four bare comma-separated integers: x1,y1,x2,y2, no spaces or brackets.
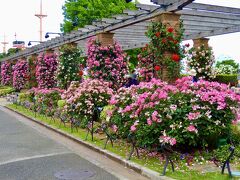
1,34,8,54
35,0,47,42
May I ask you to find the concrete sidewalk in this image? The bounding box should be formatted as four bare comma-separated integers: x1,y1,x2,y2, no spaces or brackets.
0,102,149,180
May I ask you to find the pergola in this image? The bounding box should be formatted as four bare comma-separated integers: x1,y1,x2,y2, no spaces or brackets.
1,0,240,62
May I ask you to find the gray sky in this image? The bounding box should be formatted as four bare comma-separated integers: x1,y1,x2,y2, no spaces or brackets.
0,0,239,63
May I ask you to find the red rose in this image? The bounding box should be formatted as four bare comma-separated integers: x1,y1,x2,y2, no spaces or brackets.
155,32,161,38
79,70,83,76
162,38,167,44
172,54,180,62
154,65,161,71
145,43,148,47
174,40,178,44
167,37,174,41
167,27,174,33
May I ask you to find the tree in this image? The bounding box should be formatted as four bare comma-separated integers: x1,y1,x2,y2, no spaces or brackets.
216,59,239,70
61,0,136,33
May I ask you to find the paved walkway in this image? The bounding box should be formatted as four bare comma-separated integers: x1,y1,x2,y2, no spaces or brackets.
0,101,149,180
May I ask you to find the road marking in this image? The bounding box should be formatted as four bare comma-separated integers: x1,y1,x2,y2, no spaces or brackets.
0,152,72,166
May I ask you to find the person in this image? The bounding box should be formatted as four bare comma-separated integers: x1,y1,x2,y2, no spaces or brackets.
124,72,139,88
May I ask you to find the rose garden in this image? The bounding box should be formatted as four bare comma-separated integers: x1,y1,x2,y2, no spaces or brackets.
0,1,240,179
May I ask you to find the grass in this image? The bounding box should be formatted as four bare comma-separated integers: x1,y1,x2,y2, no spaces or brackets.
0,86,15,96
7,103,237,180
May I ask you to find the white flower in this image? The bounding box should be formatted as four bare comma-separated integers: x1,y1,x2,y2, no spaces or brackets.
188,69,197,76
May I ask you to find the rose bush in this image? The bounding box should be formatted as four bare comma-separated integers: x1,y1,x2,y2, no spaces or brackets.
110,77,240,149
87,38,128,89
186,45,216,80
62,79,113,125
56,44,83,89
1,62,12,86
36,52,58,88
137,21,185,82
29,87,64,110
13,59,29,91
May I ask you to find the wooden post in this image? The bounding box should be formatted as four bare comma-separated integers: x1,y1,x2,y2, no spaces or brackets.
153,13,181,82
193,38,209,49
96,32,114,46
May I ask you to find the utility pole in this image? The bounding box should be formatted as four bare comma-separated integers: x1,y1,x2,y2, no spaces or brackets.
35,0,47,42
1,34,8,54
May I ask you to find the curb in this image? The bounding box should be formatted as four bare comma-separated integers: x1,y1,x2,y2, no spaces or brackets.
5,106,173,180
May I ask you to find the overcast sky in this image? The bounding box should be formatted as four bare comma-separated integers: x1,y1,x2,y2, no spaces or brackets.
0,0,239,63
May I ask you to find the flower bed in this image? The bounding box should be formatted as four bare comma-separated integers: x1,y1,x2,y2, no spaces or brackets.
110,77,240,149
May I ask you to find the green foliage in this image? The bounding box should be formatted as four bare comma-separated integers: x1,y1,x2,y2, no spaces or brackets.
137,21,185,81
0,86,15,96
230,125,240,145
214,74,238,86
100,105,115,123
56,44,83,89
61,0,136,33
212,144,240,163
125,48,141,71
28,56,38,88
0,48,22,60
57,100,66,108
216,59,239,70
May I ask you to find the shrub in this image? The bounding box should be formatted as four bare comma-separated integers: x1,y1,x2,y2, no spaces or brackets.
56,44,83,89
186,45,216,80
28,56,38,88
36,52,58,88
13,59,29,91
62,79,113,126
110,77,240,149
87,38,128,89
214,74,237,86
29,88,64,110
0,86,15,97
137,21,185,82
1,62,12,86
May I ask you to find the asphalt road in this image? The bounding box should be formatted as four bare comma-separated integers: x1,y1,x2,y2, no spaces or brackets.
0,107,118,180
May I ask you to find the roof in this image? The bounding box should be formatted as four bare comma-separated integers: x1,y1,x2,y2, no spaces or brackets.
2,0,240,62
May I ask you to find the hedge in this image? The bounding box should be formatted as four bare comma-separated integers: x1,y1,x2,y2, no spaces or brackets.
214,74,238,86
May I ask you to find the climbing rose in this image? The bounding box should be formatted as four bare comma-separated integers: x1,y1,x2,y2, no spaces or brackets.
172,54,180,62
155,32,161,37
167,27,174,33
154,65,161,71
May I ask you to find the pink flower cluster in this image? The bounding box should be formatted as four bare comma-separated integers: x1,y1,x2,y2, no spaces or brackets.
29,87,64,95
36,52,58,88
63,79,113,118
110,77,240,147
175,77,240,111
13,60,29,90
159,136,177,146
1,62,12,86
87,38,128,89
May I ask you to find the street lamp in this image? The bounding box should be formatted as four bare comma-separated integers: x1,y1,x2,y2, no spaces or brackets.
28,41,42,46
45,32,63,39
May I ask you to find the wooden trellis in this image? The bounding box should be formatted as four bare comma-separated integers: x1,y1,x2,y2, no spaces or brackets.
1,0,240,62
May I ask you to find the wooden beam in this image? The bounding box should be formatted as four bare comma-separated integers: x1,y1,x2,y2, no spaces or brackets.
179,9,240,21
185,3,240,15
185,25,240,40
181,15,240,26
